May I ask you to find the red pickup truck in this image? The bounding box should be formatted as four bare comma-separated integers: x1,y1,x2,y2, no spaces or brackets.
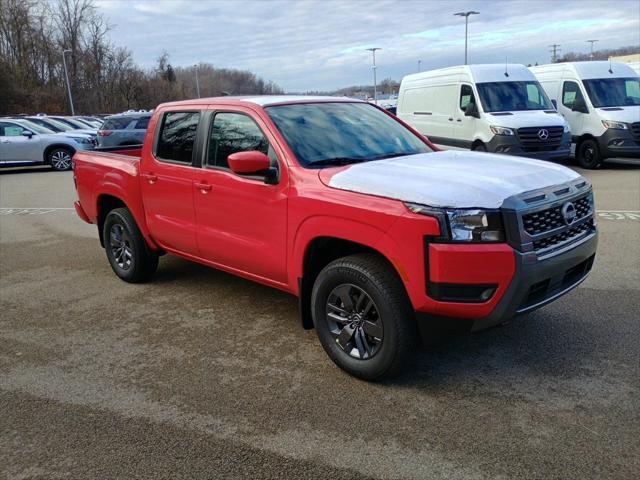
74,96,597,380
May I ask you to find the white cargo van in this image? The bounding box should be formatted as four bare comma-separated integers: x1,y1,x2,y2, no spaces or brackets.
397,64,571,162
531,62,640,168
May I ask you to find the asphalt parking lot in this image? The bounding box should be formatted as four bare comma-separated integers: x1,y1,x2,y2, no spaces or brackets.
1,162,639,479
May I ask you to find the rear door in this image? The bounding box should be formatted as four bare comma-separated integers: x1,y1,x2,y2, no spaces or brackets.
193,107,288,283
140,110,201,255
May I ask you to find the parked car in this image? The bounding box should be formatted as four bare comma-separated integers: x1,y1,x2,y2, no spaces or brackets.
9,118,96,145
0,118,94,170
47,116,98,134
25,116,98,141
397,64,572,161
73,96,597,380
76,116,104,128
97,113,150,147
530,61,640,168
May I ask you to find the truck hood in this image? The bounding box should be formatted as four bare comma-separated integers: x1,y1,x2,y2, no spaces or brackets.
322,151,581,209
595,106,640,123
484,110,567,128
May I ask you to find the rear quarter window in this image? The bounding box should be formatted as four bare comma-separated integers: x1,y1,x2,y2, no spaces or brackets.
134,117,150,130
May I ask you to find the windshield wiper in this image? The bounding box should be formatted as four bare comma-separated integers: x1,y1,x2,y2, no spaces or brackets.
308,157,370,167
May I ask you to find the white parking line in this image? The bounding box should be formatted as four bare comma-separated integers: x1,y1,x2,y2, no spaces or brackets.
0,207,75,215
596,211,640,220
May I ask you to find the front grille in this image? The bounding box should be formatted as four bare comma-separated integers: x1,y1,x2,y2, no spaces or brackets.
517,126,564,152
532,218,594,252
523,195,592,236
631,122,640,141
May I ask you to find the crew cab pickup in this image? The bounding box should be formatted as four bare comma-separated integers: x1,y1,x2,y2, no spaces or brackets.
73,96,598,380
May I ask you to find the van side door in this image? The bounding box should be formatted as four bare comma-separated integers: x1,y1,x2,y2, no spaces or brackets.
192,107,289,284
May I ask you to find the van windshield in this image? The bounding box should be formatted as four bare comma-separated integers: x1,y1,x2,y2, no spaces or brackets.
582,78,640,107
266,102,431,168
476,81,553,112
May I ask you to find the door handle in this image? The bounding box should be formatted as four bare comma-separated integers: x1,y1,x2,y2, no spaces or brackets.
448,118,454,121
1,139,9,143
195,181,212,193
456,119,462,122
141,173,157,184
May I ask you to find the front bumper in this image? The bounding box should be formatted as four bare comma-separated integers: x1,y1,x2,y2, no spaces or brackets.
487,131,572,160
594,129,640,159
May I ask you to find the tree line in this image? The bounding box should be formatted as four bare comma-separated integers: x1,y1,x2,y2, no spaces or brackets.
0,0,283,115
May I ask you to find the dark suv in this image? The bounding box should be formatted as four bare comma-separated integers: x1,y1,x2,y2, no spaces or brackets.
97,114,150,147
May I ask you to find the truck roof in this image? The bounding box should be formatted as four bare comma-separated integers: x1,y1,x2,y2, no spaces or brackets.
530,61,638,79
402,64,535,85
159,95,363,108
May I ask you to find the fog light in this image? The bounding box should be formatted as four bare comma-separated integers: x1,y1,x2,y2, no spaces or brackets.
608,139,624,147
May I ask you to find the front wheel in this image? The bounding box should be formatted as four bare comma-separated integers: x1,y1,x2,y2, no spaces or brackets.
472,143,487,152
311,254,417,381
48,147,73,171
103,208,158,283
577,139,602,169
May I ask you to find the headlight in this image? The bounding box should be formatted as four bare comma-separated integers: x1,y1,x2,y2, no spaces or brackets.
490,126,515,136
602,120,627,130
405,204,505,242
564,124,571,133
70,136,92,144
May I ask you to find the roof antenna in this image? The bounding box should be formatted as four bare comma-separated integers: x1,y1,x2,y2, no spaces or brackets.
608,57,613,74
504,57,509,77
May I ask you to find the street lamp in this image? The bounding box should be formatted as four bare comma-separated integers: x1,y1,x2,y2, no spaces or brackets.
454,11,479,65
62,49,75,115
586,39,598,59
194,64,200,98
418,60,422,72
366,47,381,104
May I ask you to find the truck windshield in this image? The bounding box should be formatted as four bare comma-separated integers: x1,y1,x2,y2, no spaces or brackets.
582,77,640,107
265,102,431,168
476,81,553,112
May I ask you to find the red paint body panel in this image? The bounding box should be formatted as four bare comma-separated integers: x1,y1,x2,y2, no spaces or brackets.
73,97,519,321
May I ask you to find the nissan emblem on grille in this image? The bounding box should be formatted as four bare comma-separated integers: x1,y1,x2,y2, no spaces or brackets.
538,129,549,140
561,202,577,225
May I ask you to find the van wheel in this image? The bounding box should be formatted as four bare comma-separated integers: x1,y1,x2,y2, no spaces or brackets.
103,208,158,283
48,148,73,171
472,143,487,152
311,254,417,381
577,139,602,169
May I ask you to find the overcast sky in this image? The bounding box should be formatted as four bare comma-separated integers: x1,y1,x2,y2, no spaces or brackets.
95,0,640,92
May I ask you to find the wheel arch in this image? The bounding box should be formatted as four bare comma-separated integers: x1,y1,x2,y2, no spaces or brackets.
43,143,76,164
298,236,406,330
96,194,128,247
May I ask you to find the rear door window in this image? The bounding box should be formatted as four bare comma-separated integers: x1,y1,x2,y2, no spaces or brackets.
155,111,201,164
102,117,134,130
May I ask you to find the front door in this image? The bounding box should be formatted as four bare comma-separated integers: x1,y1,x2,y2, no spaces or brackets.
0,122,42,163
559,80,587,135
193,109,288,284
454,84,478,149
140,110,201,255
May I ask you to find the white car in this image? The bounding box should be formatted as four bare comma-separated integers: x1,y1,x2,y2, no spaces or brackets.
531,62,640,168
397,64,572,161
0,118,95,171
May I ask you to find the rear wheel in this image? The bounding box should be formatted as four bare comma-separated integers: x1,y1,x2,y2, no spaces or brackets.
311,254,417,381
48,147,73,171
577,139,602,169
103,208,158,283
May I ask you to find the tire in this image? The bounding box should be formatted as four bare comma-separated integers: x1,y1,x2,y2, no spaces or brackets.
48,147,74,171
103,208,158,283
472,143,487,152
577,139,602,169
311,254,417,381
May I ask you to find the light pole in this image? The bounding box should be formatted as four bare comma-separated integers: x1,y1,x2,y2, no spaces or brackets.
194,64,200,98
418,60,422,72
62,49,75,115
586,39,598,59
454,11,479,65
366,47,381,104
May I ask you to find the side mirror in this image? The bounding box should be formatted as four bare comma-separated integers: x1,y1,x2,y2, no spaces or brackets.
551,99,557,109
464,102,480,118
228,151,278,184
22,130,34,138
571,98,588,113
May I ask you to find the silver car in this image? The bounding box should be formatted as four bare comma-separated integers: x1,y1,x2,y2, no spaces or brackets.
97,114,150,147
0,119,94,171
